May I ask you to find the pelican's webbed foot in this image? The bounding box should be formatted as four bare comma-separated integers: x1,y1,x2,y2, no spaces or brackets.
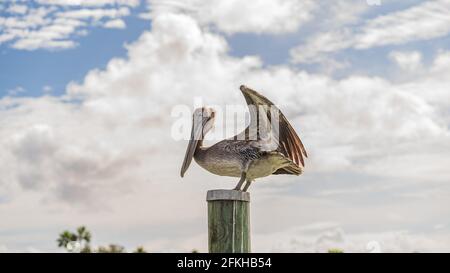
233,172,246,191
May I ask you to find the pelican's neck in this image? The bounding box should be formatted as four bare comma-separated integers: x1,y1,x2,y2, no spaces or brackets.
194,119,213,157
194,133,209,159
196,138,204,151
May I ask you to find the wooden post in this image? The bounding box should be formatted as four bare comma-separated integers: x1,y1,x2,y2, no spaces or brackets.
207,189,251,253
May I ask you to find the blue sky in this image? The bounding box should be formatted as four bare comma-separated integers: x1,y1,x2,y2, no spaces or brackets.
1,0,450,253
0,21,150,97
2,0,449,99
0,2,149,97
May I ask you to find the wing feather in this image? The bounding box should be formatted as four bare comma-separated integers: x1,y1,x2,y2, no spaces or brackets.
239,85,307,169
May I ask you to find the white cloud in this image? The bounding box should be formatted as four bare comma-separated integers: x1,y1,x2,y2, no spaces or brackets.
200,0,316,34
285,0,369,68
43,85,53,93
1,3,449,252
145,0,317,34
356,0,450,49
0,2,134,50
7,86,26,96
0,33,15,43
0,7,450,251
13,38,76,50
36,0,139,7
323,0,368,27
0,245,8,253
291,0,450,63
389,50,422,71
9,18,83,50
56,7,130,20
254,223,450,253
103,18,126,29
7,4,28,14
0,6,54,29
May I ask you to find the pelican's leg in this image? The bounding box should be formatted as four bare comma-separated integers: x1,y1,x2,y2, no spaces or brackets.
233,172,247,191
242,180,252,192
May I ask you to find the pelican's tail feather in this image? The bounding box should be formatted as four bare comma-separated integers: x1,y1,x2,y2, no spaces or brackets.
269,152,303,176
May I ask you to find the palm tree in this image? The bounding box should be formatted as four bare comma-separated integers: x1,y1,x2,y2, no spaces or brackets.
57,231,77,249
57,226,149,253
57,226,91,252
76,226,91,244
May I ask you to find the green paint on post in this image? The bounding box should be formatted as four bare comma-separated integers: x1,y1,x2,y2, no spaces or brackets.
207,190,251,253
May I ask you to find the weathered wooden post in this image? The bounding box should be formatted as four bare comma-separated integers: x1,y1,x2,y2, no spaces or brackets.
207,189,251,253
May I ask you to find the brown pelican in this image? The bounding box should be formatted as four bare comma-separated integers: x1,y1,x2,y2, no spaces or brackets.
180,85,307,191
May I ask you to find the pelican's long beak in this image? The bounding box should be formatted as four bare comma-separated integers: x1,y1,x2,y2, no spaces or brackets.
180,116,208,178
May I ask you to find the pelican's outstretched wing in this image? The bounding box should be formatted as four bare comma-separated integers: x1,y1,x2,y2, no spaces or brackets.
238,85,308,169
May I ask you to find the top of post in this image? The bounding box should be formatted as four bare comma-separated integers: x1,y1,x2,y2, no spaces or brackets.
207,189,250,202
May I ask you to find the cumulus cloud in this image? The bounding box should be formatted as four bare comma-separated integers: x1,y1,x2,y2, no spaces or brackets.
143,0,317,34
1,1,449,252
291,0,450,63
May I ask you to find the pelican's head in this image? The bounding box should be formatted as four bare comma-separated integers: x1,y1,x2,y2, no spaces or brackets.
193,107,216,138
180,107,215,177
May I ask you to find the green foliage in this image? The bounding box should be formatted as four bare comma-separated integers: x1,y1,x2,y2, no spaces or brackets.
76,226,91,243
57,226,91,252
133,246,147,253
97,244,125,253
57,231,76,248
328,248,344,253
57,226,147,253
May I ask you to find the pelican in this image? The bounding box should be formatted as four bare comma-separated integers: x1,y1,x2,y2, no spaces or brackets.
180,85,307,191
